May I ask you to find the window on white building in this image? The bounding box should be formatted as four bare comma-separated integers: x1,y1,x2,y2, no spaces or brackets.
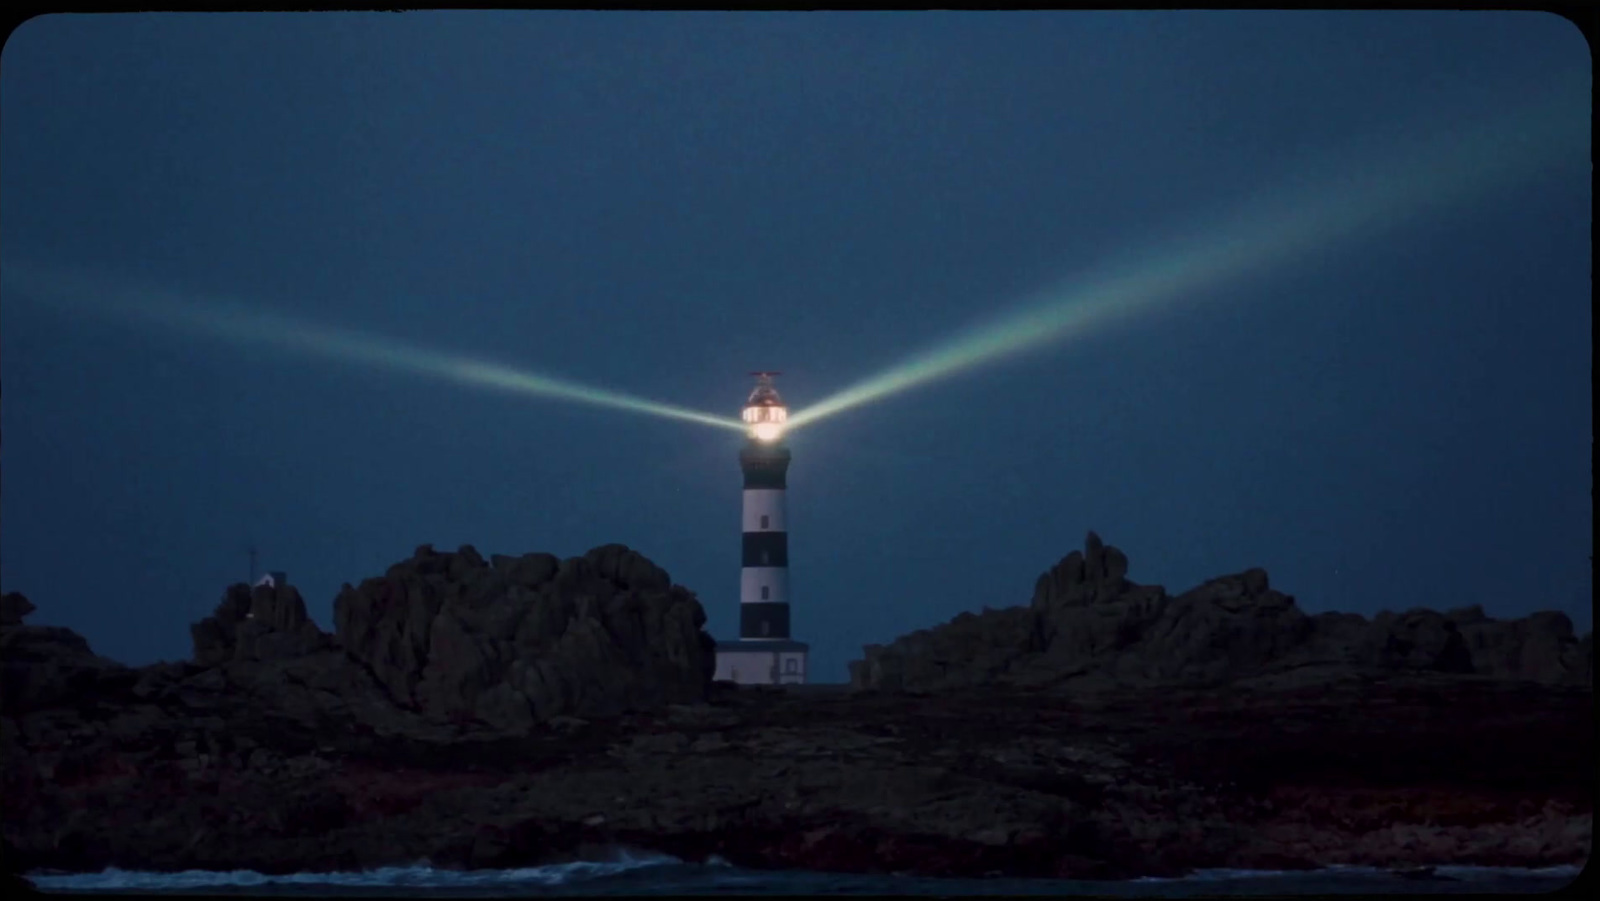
761,585,770,600
760,514,769,529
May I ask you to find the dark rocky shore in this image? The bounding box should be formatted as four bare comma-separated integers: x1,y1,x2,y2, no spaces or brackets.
2,536,1591,880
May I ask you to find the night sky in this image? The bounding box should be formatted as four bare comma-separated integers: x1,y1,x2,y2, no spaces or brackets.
2,12,1590,682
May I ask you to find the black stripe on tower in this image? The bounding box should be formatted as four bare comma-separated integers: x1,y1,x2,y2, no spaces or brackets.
740,602,790,640
741,532,788,567
739,443,791,490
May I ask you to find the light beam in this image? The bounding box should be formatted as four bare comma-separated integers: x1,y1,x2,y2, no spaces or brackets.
786,84,1588,431
2,263,746,433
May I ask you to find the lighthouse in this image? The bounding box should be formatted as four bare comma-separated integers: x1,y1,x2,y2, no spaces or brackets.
713,372,809,685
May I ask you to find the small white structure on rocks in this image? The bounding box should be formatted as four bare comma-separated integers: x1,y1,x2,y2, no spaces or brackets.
244,571,288,620
254,571,288,589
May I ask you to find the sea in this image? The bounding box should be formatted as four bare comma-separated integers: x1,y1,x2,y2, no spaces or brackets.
24,852,1585,896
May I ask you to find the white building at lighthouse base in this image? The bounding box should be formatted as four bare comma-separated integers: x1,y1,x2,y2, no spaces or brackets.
714,638,809,685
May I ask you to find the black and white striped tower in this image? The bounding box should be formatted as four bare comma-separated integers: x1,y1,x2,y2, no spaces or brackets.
738,372,792,641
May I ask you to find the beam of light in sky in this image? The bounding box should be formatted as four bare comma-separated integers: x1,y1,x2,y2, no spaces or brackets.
1,263,747,433
785,85,1589,431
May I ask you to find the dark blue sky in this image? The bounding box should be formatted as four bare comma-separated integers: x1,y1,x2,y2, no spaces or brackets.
2,12,1590,682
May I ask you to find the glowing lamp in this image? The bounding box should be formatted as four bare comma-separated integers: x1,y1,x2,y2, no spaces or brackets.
742,371,788,442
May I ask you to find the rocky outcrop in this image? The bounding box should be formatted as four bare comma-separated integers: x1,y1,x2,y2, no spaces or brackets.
1112,568,1314,685
850,532,1593,692
178,576,436,738
172,543,718,735
1,592,37,627
333,543,714,731
191,582,330,666
1449,606,1591,682
0,593,128,715
1,549,1591,881
849,604,1047,694
2,661,1590,879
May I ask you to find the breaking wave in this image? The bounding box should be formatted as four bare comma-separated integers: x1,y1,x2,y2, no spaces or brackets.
26,847,683,893
26,857,1584,896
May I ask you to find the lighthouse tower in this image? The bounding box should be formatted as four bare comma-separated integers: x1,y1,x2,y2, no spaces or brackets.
713,372,809,685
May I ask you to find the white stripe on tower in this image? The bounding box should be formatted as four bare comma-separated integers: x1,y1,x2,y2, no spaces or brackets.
741,489,787,532
740,560,790,605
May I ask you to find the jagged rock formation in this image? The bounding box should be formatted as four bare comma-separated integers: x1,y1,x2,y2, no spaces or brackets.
174,542,718,735
0,592,127,715
1448,606,1594,684
191,581,330,665
0,548,1591,880
850,533,1593,692
5,540,716,763
171,572,426,738
1,592,37,626
333,543,716,731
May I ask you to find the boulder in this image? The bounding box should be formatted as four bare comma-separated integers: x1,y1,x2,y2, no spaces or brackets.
850,532,1592,692
1,592,36,627
191,581,329,666
336,543,714,729
584,542,673,593
849,605,1045,692
1128,569,1311,684
856,532,1170,691
0,596,126,715
1284,610,1375,668
1453,610,1588,684
1369,610,1474,674
1030,531,1137,612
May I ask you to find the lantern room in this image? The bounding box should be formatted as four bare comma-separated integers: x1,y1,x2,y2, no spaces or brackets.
742,371,788,442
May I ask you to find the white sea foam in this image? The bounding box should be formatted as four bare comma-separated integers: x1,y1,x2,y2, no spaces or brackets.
1133,863,1584,884
1432,864,1584,879
27,858,1583,894
27,848,679,892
